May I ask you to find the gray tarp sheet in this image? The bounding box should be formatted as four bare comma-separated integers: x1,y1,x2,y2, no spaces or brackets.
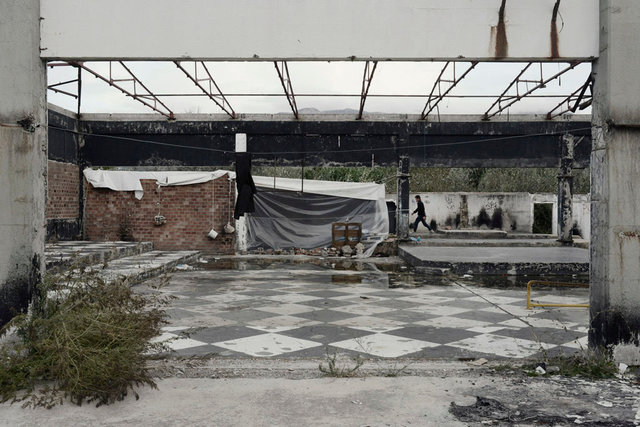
246,190,388,257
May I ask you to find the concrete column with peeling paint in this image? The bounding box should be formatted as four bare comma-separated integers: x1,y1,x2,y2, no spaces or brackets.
0,0,47,326
397,156,410,240
557,134,574,244
590,1,640,362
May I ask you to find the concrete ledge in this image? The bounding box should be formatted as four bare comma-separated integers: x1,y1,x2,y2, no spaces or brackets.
95,250,201,285
410,238,587,248
433,229,508,239
45,241,154,272
399,245,589,275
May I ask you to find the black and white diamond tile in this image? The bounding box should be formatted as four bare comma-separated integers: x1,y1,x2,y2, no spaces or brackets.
144,267,590,360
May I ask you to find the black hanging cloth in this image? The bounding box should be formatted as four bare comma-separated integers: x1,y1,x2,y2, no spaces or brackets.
234,152,257,219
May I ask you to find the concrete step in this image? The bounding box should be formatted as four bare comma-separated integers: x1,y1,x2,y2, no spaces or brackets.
416,229,508,239
416,231,564,240
399,244,589,275
88,250,201,285
407,238,589,248
45,241,154,272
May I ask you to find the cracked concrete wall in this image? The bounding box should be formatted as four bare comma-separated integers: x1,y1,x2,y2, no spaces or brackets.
590,0,640,358
0,0,47,326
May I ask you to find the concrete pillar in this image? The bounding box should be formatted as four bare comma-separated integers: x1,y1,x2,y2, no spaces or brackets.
590,1,640,362
397,156,410,239
0,0,47,326
557,134,574,244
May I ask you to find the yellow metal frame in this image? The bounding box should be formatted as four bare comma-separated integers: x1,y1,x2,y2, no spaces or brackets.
526,280,589,309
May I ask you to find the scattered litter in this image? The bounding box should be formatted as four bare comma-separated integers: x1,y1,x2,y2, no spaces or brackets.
467,358,488,366
198,258,208,264
409,236,421,242
351,400,363,405
596,401,613,408
175,264,193,271
546,365,560,374
462,274,473,279
619,363,628,374
535,366,546,375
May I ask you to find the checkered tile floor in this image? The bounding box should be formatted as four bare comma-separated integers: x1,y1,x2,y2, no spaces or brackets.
141,263,589,359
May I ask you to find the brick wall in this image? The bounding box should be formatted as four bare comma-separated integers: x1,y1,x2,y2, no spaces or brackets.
46,160,80,219
84,175,235,253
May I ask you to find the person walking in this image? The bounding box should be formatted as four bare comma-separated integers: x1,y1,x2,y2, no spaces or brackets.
411,195,433,232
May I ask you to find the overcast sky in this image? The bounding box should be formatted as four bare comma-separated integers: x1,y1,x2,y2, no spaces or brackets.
47,61,592,117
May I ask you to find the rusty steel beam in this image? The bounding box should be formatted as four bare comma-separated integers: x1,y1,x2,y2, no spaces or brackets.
482,63,533,121
69,61,175,119
274,61,299,119
483,62,582,120
547,74,593,120
357,61,378,120
141,92,580,99
47,62,82,115
47,77,79,99
421,61,478,120
174,61,236,119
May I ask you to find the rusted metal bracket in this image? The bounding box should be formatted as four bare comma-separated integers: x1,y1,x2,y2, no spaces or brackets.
69,61,175,120
483,62,582,120
174,61,236,119
274,61,299,119
546,74,593,120
421,61,478,120
357,61,378,120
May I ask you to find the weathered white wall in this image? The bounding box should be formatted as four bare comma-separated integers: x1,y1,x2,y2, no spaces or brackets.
386,192,591,238
40,0,599,61
0,0,47,325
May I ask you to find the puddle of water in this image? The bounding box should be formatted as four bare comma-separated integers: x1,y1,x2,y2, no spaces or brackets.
188,256,588,290
331,274,362,284
454,274,589,290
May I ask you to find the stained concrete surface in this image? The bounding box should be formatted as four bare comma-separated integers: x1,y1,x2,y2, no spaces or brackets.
1,364,638,426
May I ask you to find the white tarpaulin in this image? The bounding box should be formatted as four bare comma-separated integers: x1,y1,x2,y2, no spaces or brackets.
84,169,385,202
83,169,232,199
252,176,384,201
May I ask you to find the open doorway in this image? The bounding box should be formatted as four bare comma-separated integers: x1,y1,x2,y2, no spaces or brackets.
533,203,553,234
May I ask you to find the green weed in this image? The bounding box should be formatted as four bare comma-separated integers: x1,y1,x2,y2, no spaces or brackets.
0,268,173,408
318,348,364,378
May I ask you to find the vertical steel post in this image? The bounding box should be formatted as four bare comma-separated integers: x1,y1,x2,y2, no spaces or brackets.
557,134,574,244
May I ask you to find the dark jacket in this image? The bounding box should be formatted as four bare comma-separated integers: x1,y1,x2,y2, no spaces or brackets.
413,201,426,217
